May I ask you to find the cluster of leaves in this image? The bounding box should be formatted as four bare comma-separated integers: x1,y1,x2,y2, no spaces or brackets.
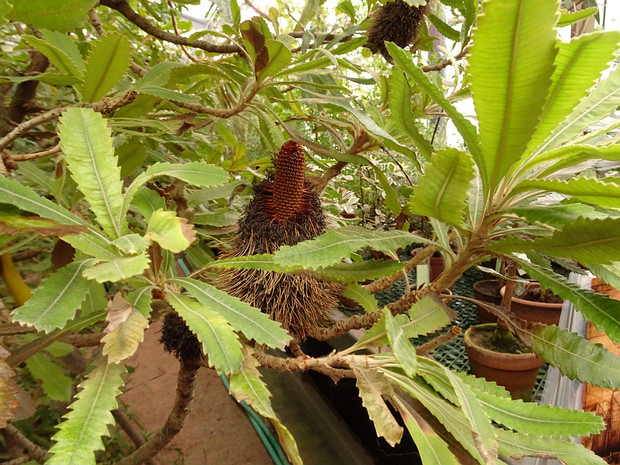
0,0,619,465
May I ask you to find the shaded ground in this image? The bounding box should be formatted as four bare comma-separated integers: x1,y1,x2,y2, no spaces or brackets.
120,321,272,465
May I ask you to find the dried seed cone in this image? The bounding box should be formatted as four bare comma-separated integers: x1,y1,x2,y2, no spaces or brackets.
160,312,201,362
216,142,339,340
367,0,429,61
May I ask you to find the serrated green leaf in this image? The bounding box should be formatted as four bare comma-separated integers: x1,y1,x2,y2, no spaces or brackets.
513,177,620,209
475,390,604,437
341,282,379,312
26,354,72,402
145,209,196,253
408,295,456,337
371,163,401,216
385,309,418,376
388,71,433,161
0,176,107,242
523,31,620,161
168,278,291,349
122,162,228,224
82,254,150,283
58,108,124,238
112,234,148,255
22,35,82,78
557,6,598,28
353,366,403,446
429,14,460,41
534,65,620,157
468,0,559,189
7,0,97,31
409,148,475,227
496,429,607,465
46,359,126,465
318,259,405,282
510,203,610,230
516,260,620,343
209,254,299,273
531,143,620,177
134,62,183,89
101,308,149,364
80,32,130,102
456,371,512,399
273,227,430,270
167,293,242,373
12,260,93,333
257,40,292,81
529,324,620,389
40,29,85,75
386,42,484,185
131,186,166,221
488,218,620,265
62,233,119,261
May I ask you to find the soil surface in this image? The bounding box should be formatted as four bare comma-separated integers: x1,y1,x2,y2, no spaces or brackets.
518,286,563,304
469,325,530,354
120,320,272,465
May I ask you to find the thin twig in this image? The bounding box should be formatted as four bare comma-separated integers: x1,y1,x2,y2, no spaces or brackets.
421,47,469,72
167,0,203,63
112,408,161,465
172,82,261,119
114,359,199,465
2,425,51,463
10,142,60,161
62,332,103,347
416,326,461,356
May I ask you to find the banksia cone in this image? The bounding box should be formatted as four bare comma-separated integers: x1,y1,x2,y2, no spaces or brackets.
160,313,201,362
367,0,429,61
216,141,339,340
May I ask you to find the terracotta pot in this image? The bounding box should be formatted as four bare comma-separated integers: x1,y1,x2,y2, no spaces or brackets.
411,248,451,288
464,324,543,401
472,279,502,323
500,282,563,325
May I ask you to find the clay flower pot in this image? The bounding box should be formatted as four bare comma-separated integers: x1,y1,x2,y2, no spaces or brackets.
500,282,563,326
472,279,502,323
464,323,544,401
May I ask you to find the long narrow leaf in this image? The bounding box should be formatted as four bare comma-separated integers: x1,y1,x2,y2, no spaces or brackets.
58,108,124,238
80,32,130,102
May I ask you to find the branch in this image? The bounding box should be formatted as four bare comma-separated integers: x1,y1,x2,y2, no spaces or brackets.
9,142,60,162
114,359,199,465
99,0,241,54
2,425,51,463
421,47,469,73
364,245,437,294
314,161,347,193
0,91,137,151
416,325,461,356
171,82,260,119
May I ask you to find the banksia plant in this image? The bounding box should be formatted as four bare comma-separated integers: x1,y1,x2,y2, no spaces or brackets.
216,141,339,340
160,313,202,363
367,0,430,61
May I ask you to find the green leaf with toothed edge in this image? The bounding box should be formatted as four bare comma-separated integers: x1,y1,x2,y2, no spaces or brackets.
22,35,83,78
80,32,130,102
409,148,475,228
167,293,242,374
341,282,379,313
467,0,559,189
167,278,291,349
515,259,620,343
12,260,95,333
487,218,620,265
229,348,303,465
82,254,150,283
353,366,404,447
557,6,598,27
509,203,610,230
512,177,620,209
58,108,125,239
101,309,149,365
408,295,456,338
496,429,607,465
26,354,72,403
273,227,435,270
530,144,620,177
385,309,418,377
6,0,97,32
46,359,126,465
145,209,196,254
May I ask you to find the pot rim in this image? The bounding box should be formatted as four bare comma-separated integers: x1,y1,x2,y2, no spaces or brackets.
464,324,543,361
500,282,563,309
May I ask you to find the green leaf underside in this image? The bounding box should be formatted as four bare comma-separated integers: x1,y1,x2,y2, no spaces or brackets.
167,293,242,373
145,209,195,253
22,35,82,77
58,108,124,238
385,310,418,377
7,0,97,31
469,0,559,189
534,65,620,157
168,278,291,349
101,309,149,364
122,162,229,224
510,203,610,230
488,218,620,265
354,367,403,446
388,71,433,160
341,282,379,312
12,260,93,333
529,144,620,176
475,390,604,437
62,234,119,261
513,177,620,209
273,227,433,269
386,42,484,181
523,31,620,161
80,32,130,102
410,148,475,227
0,176,106,242
516,260,620,343
26,354,72,403
408,295,455,337
82,254,150,283
496,429,607,465
527,324,620,389
257,40,293,81
47,360,126,465
557,7,599,28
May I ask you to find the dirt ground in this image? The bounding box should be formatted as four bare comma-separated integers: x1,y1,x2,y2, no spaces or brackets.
120,320,273,465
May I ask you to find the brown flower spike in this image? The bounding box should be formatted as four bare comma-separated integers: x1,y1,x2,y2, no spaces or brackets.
216,141,339,340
